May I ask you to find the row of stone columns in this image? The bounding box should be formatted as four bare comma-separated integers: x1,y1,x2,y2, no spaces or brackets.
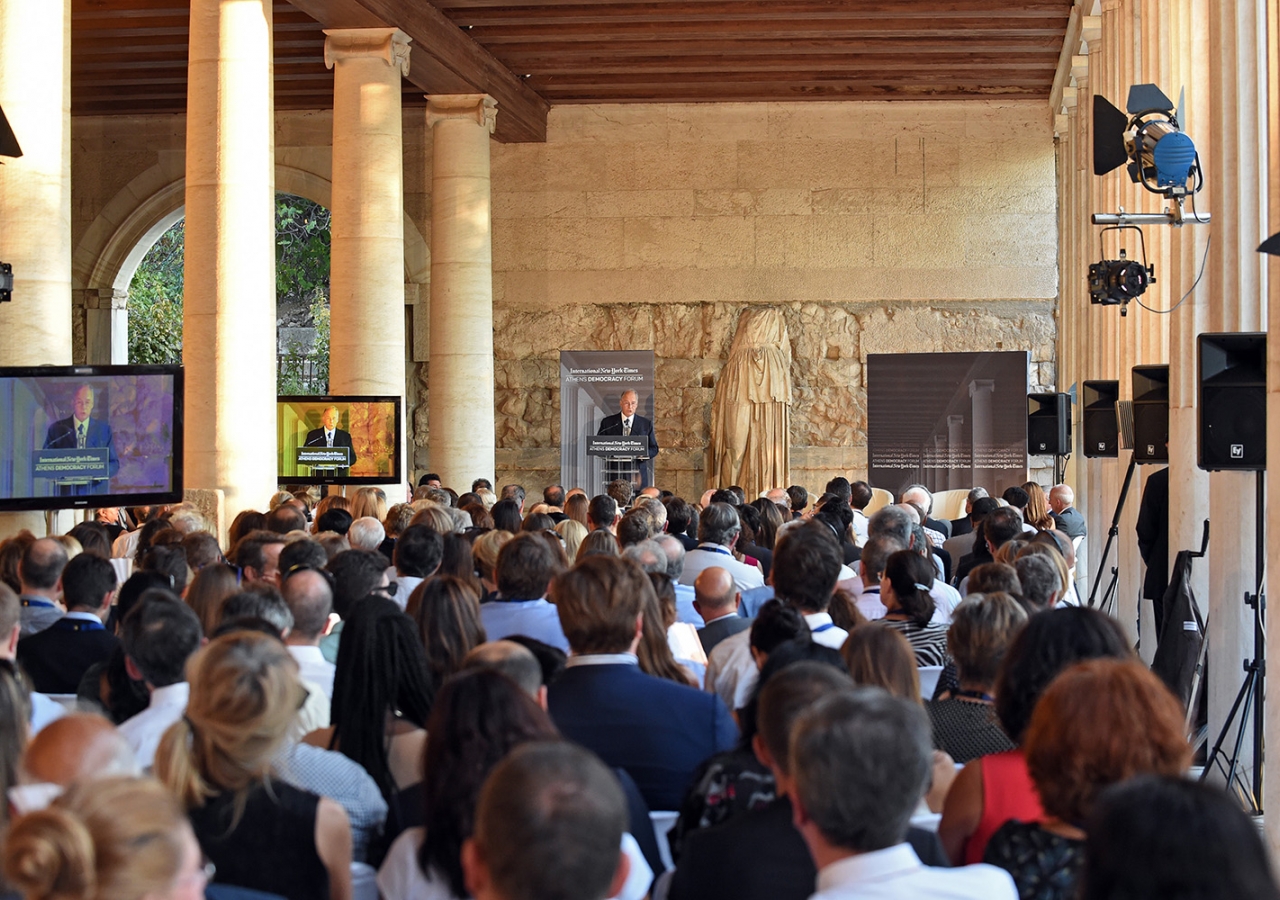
1056,0,1276,848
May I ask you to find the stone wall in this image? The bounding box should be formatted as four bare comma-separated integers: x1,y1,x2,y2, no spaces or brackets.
480,101,1060,498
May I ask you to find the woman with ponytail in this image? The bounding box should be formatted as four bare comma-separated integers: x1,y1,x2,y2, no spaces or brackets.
4,777,208,900
154,632,352,900
877,549,950,667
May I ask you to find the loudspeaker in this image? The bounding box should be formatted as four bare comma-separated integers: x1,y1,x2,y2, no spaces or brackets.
1027,392,1071,455
1132,365,1169,463
1082,380,1119,458
1198,332,1266,471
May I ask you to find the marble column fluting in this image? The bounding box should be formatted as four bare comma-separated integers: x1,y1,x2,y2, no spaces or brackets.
426,94,498,491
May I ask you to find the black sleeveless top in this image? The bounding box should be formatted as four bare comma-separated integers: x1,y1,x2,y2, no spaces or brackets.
188,780,327,900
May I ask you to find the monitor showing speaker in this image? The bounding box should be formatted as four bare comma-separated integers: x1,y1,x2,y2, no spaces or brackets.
1082,380,1119,458
1132,365,1169,463
1027,392,1071,455
1198,332,1265,471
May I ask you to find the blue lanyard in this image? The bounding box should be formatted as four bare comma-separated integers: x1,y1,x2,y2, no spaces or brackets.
698,544,733,557
812,623,835,633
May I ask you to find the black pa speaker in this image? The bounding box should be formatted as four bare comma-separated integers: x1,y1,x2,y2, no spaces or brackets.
1082,380,1119,458
1132,365,1169,463
1027,392,1071,455
1198,332,1266,471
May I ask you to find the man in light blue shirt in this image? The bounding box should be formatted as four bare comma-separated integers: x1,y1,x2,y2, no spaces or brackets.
479,533,569,652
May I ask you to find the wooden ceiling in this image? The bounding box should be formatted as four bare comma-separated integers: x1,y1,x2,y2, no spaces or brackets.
71,0,1072,142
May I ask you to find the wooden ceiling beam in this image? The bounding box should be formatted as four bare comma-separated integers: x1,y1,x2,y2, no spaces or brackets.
430,0,1068,12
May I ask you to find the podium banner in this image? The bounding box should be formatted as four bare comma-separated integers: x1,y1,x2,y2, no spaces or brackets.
297,447,352,468
560,350,655,493
586,437,648,457
33,448,110,481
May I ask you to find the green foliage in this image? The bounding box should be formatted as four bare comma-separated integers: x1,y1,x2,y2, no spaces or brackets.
278,294,331,395
275,195,331,309
127,220,185,364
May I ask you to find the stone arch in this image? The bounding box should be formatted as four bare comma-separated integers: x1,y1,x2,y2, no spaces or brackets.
73,163,430,294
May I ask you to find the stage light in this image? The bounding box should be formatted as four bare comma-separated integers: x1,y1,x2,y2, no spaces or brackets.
1087,226,1154,316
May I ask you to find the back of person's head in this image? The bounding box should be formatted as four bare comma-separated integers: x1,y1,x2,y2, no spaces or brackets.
327,548,390,618
66,522,112,559
1025,659,1190,825
881,550,936,626
183,563,239,638
840,625,921,704
20,713,138,786
473,530,513,583
749,600,810,656
59,553,117,613
463,641,544,699
408,576,486,692
970,496,1000,522
424,669,560,898
394,524,444,578
786,485,808,514
467,741,627,900
155,631,301,807
615,510,653,547
19,538,68,593
0,531,36,593
0,659,30,824
812,494,853,537
1081,775,1280,900
489,499,523,534
230,529,284,579
849,481,873,511
316,507,353,536
651,534,685,579
265,503,307,535
120,593,203,687
543,485,566,508
277,536,328,575
606,479,633,510
620,539,665,574
790,688,932,853
505,635,567,688
350,486,389,521
346,516,386,552
664,497,693,536
180,531,222,572
227,509,267,548
574,529,619,562
220,586,294,636
823,477,852,506
697,502,740,546
985,506,1024,549
114,572,175,630
858,535,903,583
138,543,189,595
772,519,842,613
994,607,1133,743
3,777,195,900
1002,485,1029,509
1014,553,1063,611
966,562,1022,597
866,505,912,544
948,592,1027,688
331,597,434,798
495,532,563,600
280,566,334,642
550,556,649,655
758,661,855,776
586,494,618,532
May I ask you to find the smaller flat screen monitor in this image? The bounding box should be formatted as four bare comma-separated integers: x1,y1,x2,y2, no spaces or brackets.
0,365,184,512
278,395,401,486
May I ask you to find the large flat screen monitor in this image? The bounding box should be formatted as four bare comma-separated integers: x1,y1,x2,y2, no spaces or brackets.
277,395,401,486
0,365,184,512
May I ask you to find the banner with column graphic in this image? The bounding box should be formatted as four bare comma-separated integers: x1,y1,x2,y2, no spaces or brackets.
560,350,655,494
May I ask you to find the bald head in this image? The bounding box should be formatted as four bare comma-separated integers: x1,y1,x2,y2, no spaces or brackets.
693,565,739,621
463,640,543,699
23,713,138,785
901,486,932,514
894,503,921,526
20,538,68,594
1049,484,1074,513
766,488,789,507
699,489,717,510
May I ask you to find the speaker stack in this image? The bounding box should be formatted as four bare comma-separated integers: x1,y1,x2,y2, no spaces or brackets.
1131,365,1169,463
1198,332,1266,471
1082,380,1119,458
1027,392,1071,455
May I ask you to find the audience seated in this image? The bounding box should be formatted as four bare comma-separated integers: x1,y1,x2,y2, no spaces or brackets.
679,503,765,592
281,565,337,701
17,553,118,694
117,591,202,768
392,525,444,609
407,575,487,696
839,625,920,703
18,713,138,790
547,556,737,811
16,538,68,637
480,533,568,652
876,550,949,667
983,659,1191,900
693,566,748,654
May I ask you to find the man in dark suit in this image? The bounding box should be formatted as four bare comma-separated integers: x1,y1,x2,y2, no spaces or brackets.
42,384,120,494
18,553,118,694
694,566,750,654
1048,483,1087,540
597,390,659,489
304,405,356,476
667,662,947,900
547,555,737,812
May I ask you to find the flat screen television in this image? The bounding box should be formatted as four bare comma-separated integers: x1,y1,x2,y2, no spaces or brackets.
0,365,184,512
277,395,402,486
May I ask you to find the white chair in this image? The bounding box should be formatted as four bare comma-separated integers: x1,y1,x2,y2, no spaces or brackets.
650,810,680,872
931,489,971,522
865,487,894,515
909,811,942,832
350,863,377,900
45,694,79,712
917,666,944,701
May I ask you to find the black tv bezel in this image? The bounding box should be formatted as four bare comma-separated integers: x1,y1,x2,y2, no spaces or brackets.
277,394,403,487
0,364,185,512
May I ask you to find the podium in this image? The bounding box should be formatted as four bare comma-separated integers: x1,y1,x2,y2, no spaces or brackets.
586,436,648,492
33,448,111,496
296,446,352,478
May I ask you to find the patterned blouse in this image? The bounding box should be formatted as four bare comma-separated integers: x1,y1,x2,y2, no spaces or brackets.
984,820,1085,900
879,617,950,667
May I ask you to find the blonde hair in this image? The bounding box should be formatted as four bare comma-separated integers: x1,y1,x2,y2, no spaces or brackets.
154,632,302,812
51,535,82,561
555,519,588,560
410,504,457,535
4,777,188,900
349,487,388,522
267,491,295,512
473,530,514,583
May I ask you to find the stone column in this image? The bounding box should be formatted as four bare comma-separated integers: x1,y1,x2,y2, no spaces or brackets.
183,0,278,521
0,0,71,537
1264,0,1280,850
325,28,410,494
1205,0,1268,796
84,288,129,364
426,94,497,491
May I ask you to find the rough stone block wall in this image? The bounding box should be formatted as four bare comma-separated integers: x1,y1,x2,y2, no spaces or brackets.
478,101,1060,498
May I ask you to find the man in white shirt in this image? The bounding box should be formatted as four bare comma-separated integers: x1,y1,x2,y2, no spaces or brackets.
679,502,765,593
791,689,1017,900
118,594,203,769
282,566,337,700
851,536,901,621
390,525,443,610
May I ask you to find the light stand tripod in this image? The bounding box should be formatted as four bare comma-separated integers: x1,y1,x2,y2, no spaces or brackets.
1087,453,1138,616
1199,470,1266,815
